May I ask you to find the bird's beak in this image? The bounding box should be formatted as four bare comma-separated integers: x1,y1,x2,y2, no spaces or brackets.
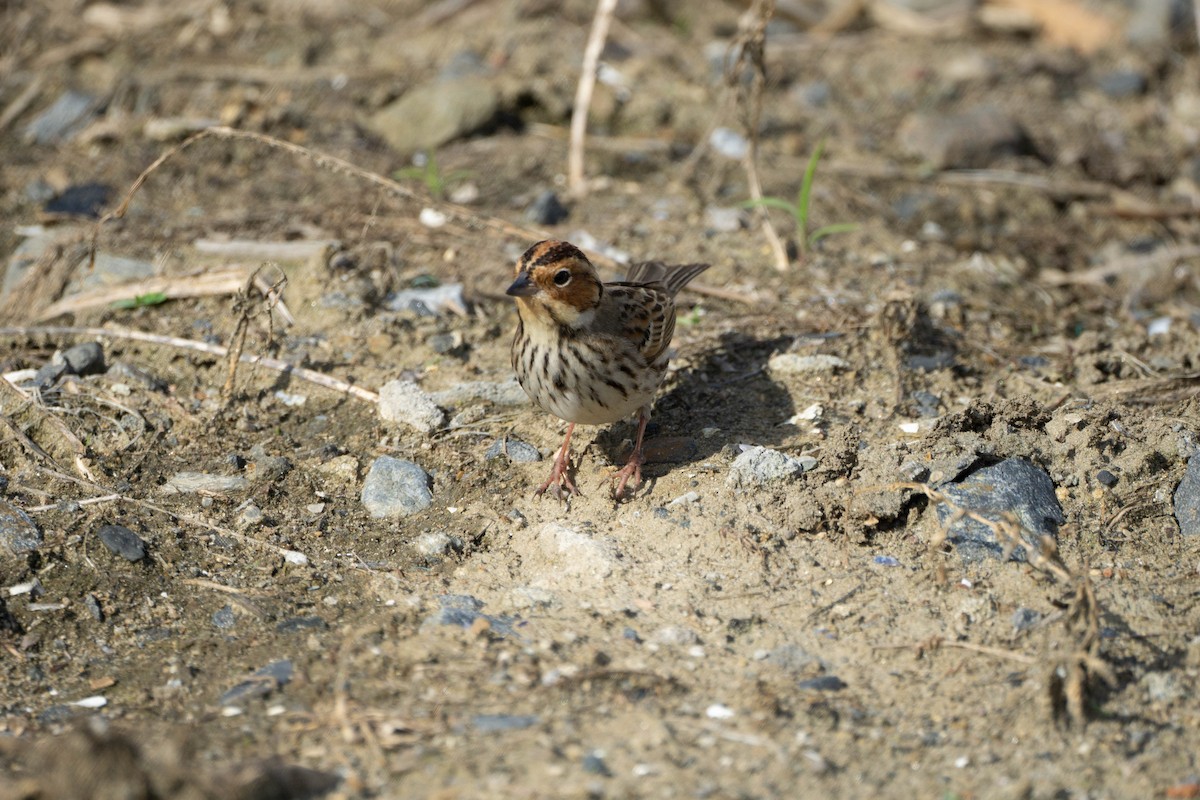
506,272,538,297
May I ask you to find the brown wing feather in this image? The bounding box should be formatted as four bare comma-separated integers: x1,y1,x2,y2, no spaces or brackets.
604,284,677,363
623,261,711,296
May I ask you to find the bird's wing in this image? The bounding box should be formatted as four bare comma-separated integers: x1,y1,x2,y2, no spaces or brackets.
605,283,677,364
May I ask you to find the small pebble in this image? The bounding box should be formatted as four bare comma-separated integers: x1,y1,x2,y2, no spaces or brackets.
1097,469,1119,488
96,524,147,562
61,342,105,375
797,675,847,692
486,437,543,463
709,127,749,160
524,190,569,225
0,501,42,554
212,605,236,630
415,531,452,556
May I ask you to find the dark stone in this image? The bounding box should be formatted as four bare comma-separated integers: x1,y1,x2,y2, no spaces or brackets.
62,342,105,375
1174,455,1200,536
43,183,112,218
485,438,542,463
936,458,1064,562
1097,469,1119,488
798,675,847,692
0,501,42,553
220,659,294,706
212,605,236,630
583,752,613,776
524,190,570,225
1096,69,1147,98
97,524,146,562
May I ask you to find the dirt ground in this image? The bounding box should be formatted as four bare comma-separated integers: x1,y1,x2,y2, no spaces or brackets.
2,1,1200,798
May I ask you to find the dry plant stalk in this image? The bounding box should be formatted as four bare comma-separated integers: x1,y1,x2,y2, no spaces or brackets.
567,0,619,197
0,325,379,404
220,267,286,408
728,0,789,271
904,482,1115,727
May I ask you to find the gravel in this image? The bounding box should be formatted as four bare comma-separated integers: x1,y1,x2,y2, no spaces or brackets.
378,379,445,433
727,446,816,488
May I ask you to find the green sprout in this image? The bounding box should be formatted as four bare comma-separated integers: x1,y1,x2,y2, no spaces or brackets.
742,139,858,255
111,292,168,310
393,151,473,201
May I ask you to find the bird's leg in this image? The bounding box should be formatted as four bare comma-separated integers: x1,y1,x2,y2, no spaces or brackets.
609,408,650,500
535,422,580,499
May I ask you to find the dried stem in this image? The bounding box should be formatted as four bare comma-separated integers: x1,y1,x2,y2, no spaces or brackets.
568,0,619,197
0,325,379,404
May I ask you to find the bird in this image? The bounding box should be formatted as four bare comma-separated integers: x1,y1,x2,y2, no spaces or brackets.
506,239,710,500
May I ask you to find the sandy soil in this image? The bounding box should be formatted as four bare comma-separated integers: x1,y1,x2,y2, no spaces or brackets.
2,1,1200,798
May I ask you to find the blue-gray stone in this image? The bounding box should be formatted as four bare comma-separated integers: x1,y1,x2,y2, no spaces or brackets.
485,438,542,463
361,457,433,518
62,342,105,375
212,605,236,630
524,190,569,226
1174,455,1200,536
798,675,846,692
0,501,42,553
96,524,146,562
471,714,539,733
24,90,97,145
421,594,519,638
936,458,1064,562
220,659,293,706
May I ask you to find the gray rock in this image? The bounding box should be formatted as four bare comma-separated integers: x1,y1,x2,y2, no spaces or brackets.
798,675,846,691
486,437,542,463
709,127,749,160
765,644,820,673
1174,454,1200,535
212,605,236,630
220,659,293,706
366,76,499,153
898,105,1032,169
430,378,528,407
383,283,467,316
62,342,105,375
96,524,146,562
72,252,156,293
162,472,249,495
361,457,433,518
789,81,831,108
1011,607,1042,632
768,353,849,375
415,531,452,556
0,501,41,553
471,714,539,733
524,190,569,225
378,380,445,434
23,90,98,145
727,446,816,489
703,206,745,233
421,594,518,637
652,625,699,646
936,458,1064,562
1096,69,1147,98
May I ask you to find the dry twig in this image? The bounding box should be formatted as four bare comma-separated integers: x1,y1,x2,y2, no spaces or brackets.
730,1,789,271
0,325,379,404
568,0,619,197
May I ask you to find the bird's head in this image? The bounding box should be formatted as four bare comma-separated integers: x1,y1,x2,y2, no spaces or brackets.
506,240,603,328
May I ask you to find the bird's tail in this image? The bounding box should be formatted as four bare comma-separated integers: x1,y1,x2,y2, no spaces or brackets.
624,261,711,296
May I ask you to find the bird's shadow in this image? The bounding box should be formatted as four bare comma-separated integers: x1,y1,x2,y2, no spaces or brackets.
592,331,796,481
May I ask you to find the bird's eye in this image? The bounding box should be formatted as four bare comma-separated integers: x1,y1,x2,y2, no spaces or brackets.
553,269,572,286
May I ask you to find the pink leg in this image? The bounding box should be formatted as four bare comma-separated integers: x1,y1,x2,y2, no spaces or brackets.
609,409,649,500
535,423,580,500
